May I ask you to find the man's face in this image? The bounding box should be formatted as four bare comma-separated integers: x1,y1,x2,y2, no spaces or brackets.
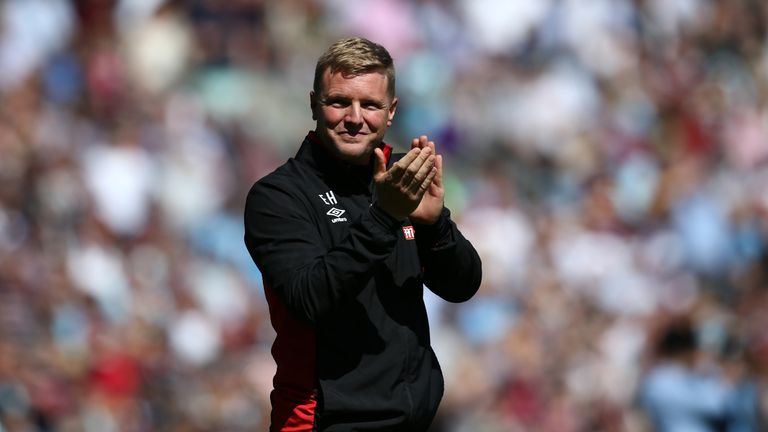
311,69,397,165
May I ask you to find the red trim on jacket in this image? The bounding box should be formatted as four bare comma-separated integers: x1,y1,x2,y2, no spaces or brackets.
264,282,318,431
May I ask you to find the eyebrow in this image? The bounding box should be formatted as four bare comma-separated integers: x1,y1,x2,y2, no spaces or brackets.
322,94,388,105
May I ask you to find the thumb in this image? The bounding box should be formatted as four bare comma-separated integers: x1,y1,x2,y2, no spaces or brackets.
373,147,387,179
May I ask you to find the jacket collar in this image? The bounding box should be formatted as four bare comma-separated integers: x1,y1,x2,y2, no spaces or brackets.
295,131,393,191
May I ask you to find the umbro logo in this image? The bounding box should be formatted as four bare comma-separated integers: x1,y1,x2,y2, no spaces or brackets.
326,208,345,217
327,207,347,223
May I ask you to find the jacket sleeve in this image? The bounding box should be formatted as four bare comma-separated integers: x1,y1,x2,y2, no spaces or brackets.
244,180,401,325
412,207,482,302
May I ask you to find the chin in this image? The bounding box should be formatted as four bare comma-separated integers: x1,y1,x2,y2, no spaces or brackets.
328,138,371,162
337,147,372,165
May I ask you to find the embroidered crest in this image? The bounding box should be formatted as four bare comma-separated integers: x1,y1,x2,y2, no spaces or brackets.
402,225,415,240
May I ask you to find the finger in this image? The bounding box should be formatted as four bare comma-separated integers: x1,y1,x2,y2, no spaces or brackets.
373,147,387,180
400,146,432,185
389,147,421,182
432,154,443,188
418,166,439,194
412,135,430,150
407,154,436,193
417,136,438,167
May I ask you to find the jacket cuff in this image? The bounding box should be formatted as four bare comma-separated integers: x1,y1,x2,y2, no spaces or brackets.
413,207,453,248
368,203,403,234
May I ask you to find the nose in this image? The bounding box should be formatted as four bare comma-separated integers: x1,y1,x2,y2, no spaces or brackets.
344,102,363,126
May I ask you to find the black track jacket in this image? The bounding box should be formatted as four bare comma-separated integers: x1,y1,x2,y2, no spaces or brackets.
244,132,482,431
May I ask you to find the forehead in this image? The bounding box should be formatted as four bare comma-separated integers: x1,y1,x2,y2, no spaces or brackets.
319,69,391,99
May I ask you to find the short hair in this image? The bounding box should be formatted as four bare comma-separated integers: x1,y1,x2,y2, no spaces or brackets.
657,319,697,357
313,37,396,100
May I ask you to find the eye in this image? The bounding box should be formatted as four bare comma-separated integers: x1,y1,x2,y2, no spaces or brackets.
362,102,385,110
324,98,349,108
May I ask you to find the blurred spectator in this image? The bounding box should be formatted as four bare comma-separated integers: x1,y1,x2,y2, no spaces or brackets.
639,318,731,431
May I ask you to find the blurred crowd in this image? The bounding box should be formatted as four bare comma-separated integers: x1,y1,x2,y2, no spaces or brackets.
0,0,767,431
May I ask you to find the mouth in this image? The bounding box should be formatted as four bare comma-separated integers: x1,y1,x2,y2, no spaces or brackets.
337,131,368,141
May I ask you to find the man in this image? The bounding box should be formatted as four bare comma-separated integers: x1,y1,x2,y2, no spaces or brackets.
244,37,482,431
638,319,732,432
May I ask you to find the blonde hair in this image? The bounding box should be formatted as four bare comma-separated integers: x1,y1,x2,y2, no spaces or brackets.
313,37,396,99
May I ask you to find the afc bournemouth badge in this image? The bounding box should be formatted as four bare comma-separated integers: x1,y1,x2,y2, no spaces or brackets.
402,225,415,240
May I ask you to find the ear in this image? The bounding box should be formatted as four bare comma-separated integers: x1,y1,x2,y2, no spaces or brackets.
310,91,318,121
387,97,398,127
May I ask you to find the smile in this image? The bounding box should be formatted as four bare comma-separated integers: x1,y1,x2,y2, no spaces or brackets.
337,132,368,141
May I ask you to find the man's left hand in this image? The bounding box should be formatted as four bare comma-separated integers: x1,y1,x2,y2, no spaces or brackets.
408,135,444,224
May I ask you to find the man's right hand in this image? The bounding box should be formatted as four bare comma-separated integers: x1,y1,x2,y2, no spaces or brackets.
373,146,437,221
